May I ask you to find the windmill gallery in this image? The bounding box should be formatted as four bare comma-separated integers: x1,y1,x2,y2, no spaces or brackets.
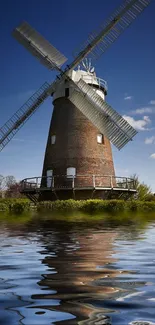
0,0,152,202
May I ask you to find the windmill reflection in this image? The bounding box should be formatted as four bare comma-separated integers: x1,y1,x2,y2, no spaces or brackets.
32,225,120,324
1,217,149,324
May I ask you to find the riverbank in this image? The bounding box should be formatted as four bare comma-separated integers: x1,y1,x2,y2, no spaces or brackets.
0,198,155,214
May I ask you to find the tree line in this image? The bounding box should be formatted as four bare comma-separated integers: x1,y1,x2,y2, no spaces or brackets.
0,175,23,198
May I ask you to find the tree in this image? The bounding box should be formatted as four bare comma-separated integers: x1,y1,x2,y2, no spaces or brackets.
0,175,5,198
5,181,23,198
131,174,153,201
0,175,24,198
0,175,4,190
5,175,16,189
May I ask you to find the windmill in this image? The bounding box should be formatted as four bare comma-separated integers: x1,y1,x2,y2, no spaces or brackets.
0,0,152,201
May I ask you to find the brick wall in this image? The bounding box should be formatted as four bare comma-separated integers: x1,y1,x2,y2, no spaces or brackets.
42,97,115,188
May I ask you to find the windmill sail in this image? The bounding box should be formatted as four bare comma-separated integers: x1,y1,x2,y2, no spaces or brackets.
13,22,67,70
0,82,51,152
69,79,137,150
70,0,151,68
0,0,152,153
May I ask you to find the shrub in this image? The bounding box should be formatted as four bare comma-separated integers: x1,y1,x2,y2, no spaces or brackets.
0,198,31,213
137,201,155,212
127,200,139,211
1,198,155,215
9,201,31,213
37,199,82,212
0,203,9,211
79,200,103,213
102,200,125,212
37,199,146,214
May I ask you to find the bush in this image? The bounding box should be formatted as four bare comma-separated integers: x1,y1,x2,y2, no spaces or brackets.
1,198,155,215
9,201,31,213
0,198,31,213
37,199,155,214
126,200,155,212
136,201,155,212
0,203,9,211
102,200,125,212
127,200,139,211
37,199,82,213
79,200,102,213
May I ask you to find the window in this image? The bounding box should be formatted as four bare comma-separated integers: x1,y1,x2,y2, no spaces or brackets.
46,170,53,188
66,167,76,179
51,135,56,145
97,134,103,144
65,88,69,98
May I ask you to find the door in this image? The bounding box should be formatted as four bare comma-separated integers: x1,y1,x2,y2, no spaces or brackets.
46,170,53,188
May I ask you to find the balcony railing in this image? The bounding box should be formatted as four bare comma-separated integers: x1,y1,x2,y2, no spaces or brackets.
21,175,136,192
81,75,108,92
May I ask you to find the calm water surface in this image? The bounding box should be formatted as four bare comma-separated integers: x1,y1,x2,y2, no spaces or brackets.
0,213,155,324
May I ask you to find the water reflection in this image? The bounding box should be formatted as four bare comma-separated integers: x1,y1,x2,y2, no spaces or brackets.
35,228,119,324
0,215,155,324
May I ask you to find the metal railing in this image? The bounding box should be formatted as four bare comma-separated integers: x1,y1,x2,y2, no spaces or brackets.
21,175,136,191
81,75,108,92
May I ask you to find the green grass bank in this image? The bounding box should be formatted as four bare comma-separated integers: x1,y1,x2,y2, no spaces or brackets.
1,198,155,214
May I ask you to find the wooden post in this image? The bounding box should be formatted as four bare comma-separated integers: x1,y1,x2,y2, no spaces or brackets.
110,176,113,188
52,176,54,188
72,176,75,189
93,175,95,188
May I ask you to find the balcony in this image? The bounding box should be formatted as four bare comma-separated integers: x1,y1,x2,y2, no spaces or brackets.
21,175,136,192
80,75,108,93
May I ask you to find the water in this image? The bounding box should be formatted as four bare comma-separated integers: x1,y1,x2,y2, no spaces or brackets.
0,212,155,324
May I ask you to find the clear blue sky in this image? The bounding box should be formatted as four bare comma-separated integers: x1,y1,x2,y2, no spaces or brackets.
0,0,155,190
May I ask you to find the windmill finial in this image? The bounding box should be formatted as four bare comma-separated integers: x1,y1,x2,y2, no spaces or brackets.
82,58,95,74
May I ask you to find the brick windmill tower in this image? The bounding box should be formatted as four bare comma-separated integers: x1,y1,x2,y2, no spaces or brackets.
41,60,116,199
0,0,152,200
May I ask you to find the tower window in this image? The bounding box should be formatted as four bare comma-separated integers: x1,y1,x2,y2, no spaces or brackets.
51,135,56,145
46,169,53,188
65,88,69,98
66,167,76,179
97,134,103,144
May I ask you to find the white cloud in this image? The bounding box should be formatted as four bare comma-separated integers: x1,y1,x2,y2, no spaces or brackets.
124,96,133,100
150,153,155,159
123,115,151,131
132,107,152,115
150,100,155,105
145,136,155,145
